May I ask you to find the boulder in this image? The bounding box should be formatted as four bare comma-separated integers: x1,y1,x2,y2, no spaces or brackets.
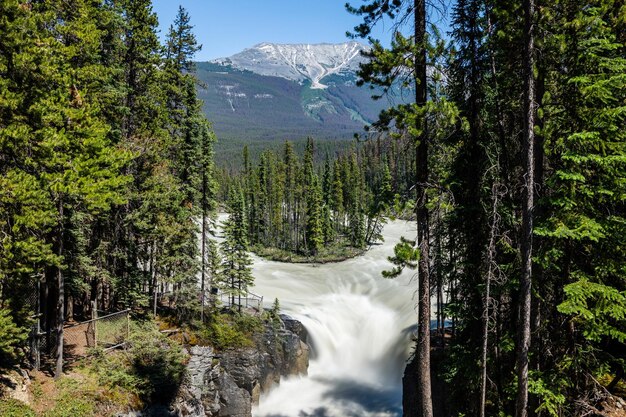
217,372,251,417
173,346,251,417
279,330,309,376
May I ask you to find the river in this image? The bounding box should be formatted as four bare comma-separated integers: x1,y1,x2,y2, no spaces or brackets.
247,219,419,417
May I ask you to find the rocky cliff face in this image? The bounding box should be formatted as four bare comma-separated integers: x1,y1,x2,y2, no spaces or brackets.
171,316,309,417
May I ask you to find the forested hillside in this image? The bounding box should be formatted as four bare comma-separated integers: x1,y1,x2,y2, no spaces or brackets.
193,43,402,159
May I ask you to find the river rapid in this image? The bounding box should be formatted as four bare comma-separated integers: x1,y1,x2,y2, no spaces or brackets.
248,219,420,417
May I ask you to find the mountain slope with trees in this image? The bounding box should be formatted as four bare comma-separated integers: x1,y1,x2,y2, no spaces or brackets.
193,44,405,152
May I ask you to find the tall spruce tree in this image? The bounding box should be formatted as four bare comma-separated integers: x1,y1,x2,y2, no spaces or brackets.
220,188,253,312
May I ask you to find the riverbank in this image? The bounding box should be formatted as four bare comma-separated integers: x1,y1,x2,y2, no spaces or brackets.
251,243,365,264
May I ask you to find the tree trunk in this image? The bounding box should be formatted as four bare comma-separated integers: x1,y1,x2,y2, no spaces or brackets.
201,172,207,322
529,35,546,417
152,242,158,317
480,182,501,417
516,0,536,413
486,11,510,185
55,198,65,379
414,1,432,416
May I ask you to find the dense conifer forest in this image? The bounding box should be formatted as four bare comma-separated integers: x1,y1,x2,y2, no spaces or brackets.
345,0,626,415
0,0,625,416
217,137,406,261
0,0,220,376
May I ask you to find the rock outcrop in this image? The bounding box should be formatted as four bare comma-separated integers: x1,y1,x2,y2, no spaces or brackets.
170,316,309,417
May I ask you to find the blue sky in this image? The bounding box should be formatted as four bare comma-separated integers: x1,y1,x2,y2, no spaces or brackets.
151,0,397,61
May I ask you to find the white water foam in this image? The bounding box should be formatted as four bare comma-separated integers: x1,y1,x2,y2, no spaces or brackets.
250,220,419,417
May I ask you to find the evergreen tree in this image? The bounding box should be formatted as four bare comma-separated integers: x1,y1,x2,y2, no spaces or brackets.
349,201,366,249
533,1,626,409
0,0,132,376
283,141,297,250
347,3,438,411
322,154,333,206
331,159,345,234
163,5,204,204
516,0,537,413
220,188,253,313
204,237,221,312
305,175,324,255
0,0,218,372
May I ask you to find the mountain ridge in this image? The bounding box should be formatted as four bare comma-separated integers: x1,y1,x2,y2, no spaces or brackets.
211,41,369,89
195,42,392,154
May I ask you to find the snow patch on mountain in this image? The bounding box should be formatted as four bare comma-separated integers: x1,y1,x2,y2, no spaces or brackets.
213,42,368,89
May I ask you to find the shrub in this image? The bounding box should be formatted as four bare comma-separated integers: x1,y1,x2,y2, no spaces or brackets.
235,313,264,335
87,348,142,397
197,312,264,350
126,321,186,404
0,308,28,362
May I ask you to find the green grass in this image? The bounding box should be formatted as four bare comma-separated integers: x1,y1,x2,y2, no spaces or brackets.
47,379,95,417
0,398,36,417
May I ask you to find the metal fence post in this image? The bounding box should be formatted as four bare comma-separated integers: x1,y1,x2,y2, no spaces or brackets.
92,301,97,347
34,278,41,370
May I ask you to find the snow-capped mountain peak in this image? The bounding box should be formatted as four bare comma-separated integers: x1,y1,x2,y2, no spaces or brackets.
212,41,369,89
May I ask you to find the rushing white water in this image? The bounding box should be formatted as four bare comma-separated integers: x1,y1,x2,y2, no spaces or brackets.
249,219,419,417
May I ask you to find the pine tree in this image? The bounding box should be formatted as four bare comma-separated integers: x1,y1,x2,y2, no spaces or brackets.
349,200,366,249
535,0,626,405
322,203,334,245
282,142,297,250
305,175,324,255
348,1,434,413
220,188,253,313
447,1,497,414
203,237,221,312
331,159,345,235
516,0,537,413
120,0,163,140
200,120,217,322
0,0,132,376
322,154,333,206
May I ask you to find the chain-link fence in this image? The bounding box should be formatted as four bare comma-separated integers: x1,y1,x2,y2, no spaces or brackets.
157,288,264,317
63,320,96,358
63,309,130,356
24,286,261,368
29,309,130,368
94,309,130,349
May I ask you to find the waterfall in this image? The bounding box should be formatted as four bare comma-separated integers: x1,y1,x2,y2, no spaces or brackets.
251,220,419,417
